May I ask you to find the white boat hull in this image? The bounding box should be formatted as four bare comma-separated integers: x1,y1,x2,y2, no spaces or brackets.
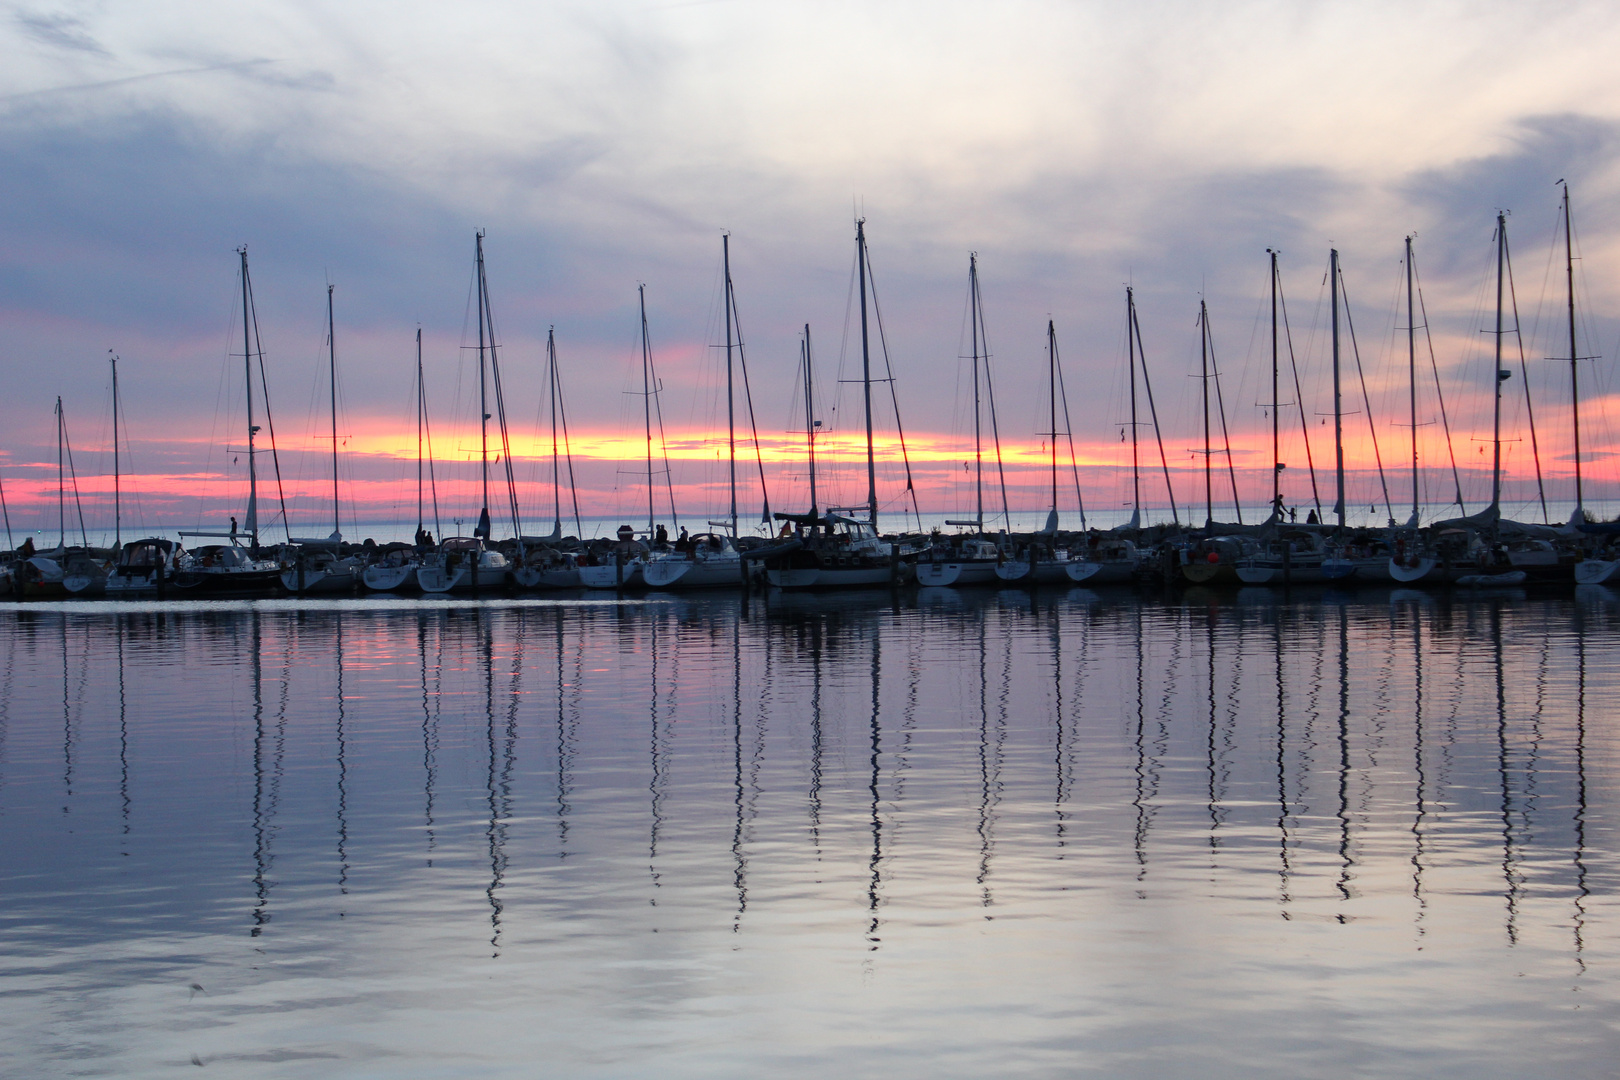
916,559,1000,587
104,573,160,596
1575,559,1620,585
1388,557,1440,584
578,561,644,589
1061,561,1103,583
62,569,109,595
417,562,508,593
362,563,418,591
281,566,359,594
513,565,582,588
641,555,743,589
997,559,1090,583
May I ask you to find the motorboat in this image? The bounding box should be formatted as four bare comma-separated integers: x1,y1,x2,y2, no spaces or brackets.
101,539,178,597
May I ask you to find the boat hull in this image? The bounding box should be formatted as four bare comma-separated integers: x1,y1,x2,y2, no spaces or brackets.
362,563,418,591
1388,557,1441,583
280,566,359,595
1236,559,1333,585
641,555,743,589
1575,559,1620,585
1181,561,1239,586
103,572,164,597
417,560,508,593
766,564,898,589
62,569,108,595
1066,560,1132,584
577,561,645,589
916,559,1000,587
513,565,582,589
170,568,283,595
993,560,1032,583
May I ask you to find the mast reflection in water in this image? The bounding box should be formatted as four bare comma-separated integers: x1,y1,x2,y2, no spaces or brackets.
0,589,1616,1078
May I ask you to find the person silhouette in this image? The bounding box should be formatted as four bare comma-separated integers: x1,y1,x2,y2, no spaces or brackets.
230,516,238,537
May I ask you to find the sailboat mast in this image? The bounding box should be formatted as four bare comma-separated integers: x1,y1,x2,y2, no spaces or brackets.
56,397,65,549
109,351,120,547
416,328,424,534
1401,237,1415,524
476,232,490,530
1127,287,1141,523
1269,250,1280,515
548,327,561,534
327,284,339,538
970,254,984,531
640,284,654,536
1492,213,1506,514
1048,319,1058,517
1564,183,1583,516
856,219,877,528
1201,300,1213,527
804,324,818,516
724,234,738,536
239,247,259,546
1331,248,1345,531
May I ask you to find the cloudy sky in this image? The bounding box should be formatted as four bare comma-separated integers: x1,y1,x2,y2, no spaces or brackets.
3,0,1620,539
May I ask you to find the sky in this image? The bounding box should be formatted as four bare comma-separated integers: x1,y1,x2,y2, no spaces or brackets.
4,0,1620,541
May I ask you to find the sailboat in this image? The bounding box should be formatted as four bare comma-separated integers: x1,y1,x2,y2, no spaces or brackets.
997,320,1098,583
579,285,669,589
1391,217,1512,585
282,285,360,594
764,219,909,589
1565,185,1620,581
1060,287,1165,587
418,232,513,593
1181,298,1251,586
918,253,1010,587
643,234,761,590
174,246,284,595
63,359,118,595
514,327,584,589
66,352,178,596
22,398,88,598
364,329,435,592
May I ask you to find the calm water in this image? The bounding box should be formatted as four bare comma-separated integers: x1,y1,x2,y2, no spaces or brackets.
2,587,1618,1078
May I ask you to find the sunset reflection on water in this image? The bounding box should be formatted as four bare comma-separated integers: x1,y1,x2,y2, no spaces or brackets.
1,587,1617,1078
